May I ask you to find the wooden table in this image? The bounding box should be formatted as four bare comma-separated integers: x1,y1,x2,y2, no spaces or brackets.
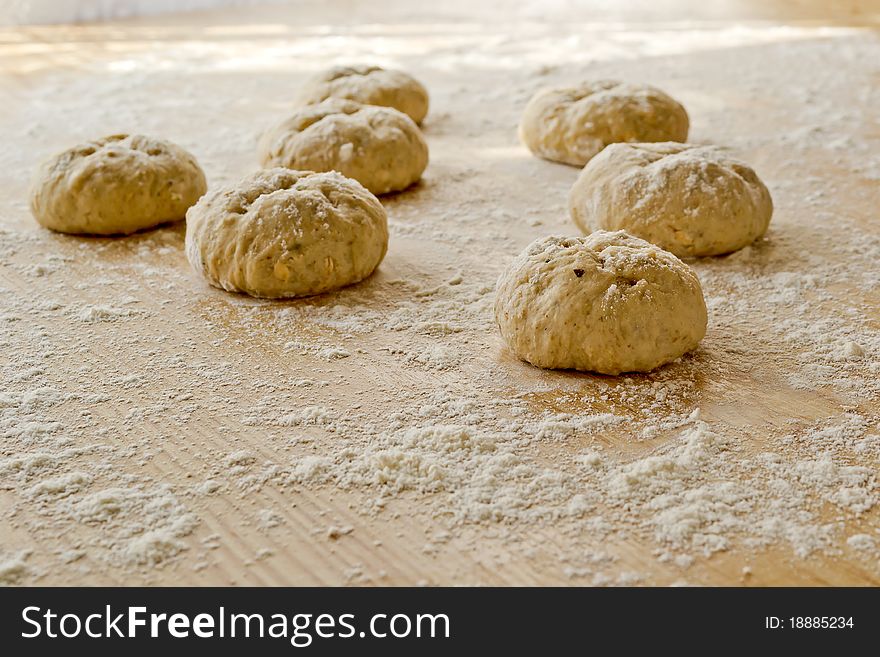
1,0,879,586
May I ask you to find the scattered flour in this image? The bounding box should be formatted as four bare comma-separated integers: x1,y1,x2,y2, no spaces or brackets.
76,304,139,323
0,551,31,585
0,5,879,585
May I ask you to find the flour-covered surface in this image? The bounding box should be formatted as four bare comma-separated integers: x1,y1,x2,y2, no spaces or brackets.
1,0,879,585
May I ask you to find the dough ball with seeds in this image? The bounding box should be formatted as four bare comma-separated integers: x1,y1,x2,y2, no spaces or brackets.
185,168,387,299
519,80,689,166
494,231,707,375
30,134,206,235
258,99,428,195
569,142,773,257
298,65,429,124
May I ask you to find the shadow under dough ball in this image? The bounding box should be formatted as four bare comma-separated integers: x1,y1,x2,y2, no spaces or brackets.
494,231,707,375
258,99,428,195
185,168,388,299
519,80,689,167
30,134,207,236
297,64,429,125
568,142,773,257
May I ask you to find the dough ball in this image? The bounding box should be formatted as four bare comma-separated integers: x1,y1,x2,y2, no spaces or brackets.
30,134,206,235
258,99,428,195
298,65,429,124
185,168,388,299
494,231,707,375
519,80,689,166
569,142,773,257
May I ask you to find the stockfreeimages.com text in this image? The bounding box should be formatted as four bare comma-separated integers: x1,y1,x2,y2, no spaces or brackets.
21,606,450,646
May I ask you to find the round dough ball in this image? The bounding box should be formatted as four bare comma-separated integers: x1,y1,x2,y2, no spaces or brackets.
258,99,428,195
494,231,707,375
298,65,429,124
519,80,689,166
569,142,773,257
185,168,388,299
30,134,206,235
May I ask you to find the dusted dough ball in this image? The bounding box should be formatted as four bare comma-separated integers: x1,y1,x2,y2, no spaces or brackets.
519,80,689,166
298,65,429,124
30,134,206,235
569,142,773,257
185,168,388,299
494,231,707,375
258,99,428,195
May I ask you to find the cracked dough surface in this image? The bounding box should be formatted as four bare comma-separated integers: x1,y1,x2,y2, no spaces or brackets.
569,142,773,257
494,230,707,374
185,167,388,298
297,65,429,125
258,99,428,195
29,134,206,235
519,80,689,166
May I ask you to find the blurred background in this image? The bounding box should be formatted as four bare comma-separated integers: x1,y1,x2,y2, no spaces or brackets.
1,0,877,26
0,1,279,25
